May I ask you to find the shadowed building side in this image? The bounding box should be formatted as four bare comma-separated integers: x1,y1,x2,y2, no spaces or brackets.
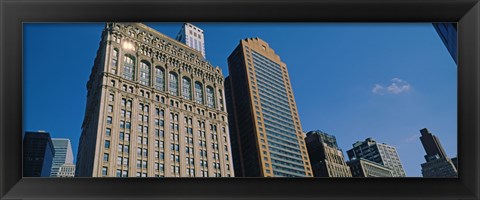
305,130,351,177
23,131,55,177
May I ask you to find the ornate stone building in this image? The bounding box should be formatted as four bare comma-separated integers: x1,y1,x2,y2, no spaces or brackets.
75,23,234,177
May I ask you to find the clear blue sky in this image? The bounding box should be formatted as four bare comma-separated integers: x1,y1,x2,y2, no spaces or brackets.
24,23,457,177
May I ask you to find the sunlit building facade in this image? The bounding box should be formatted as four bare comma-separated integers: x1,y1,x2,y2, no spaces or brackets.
75,23,234,177
176,23,206,58
50,138,74,177
226,38,313,177
347,138,406,177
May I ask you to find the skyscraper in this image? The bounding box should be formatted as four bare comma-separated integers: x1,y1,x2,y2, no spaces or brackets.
50,138,75,177
347,138,406,177
304,130,351,177
176,23,206,58
75,23,234,177
419,128,448,161
419,128,457,177
23,131,55,177
225,37,313,177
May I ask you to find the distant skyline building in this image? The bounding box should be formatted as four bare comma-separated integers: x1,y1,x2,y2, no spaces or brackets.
419,128,448,162
432,23,457,64
225,37,313,177
23,131,55,177
304,130,351,177
347,138,406,177
347,158,393,177
419,128,457,177
75,23,234,177
176,23,206,58
50,138,75,177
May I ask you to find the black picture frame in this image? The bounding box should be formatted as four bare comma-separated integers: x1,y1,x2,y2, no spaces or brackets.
1,0,479,199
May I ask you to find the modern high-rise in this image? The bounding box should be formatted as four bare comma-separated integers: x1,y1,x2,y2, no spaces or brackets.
225,37,313,177
304,130,351,177
347,138,406,177
176,23,206,58
347,158,393,177
23,131,55,177
75,23,234,177
50,138,75,177
419,128,457,177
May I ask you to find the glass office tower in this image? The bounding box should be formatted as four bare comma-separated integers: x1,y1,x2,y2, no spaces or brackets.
226,37,313,177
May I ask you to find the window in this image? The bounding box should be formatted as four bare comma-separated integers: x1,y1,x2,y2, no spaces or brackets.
116,170,121,177
109,94,114,101
182,77,192,100
117,157,122,165
207,86,215,108
169,72,178,95
123,55,135,81
119,132,124,140
104,140,110,149
106,128,111,137
103,153,109,161
107,116,112,124
139,61,151,86
195,82,203,104
108,105,113,113
155,67,165,91
111,48,119,74
102,167,108,176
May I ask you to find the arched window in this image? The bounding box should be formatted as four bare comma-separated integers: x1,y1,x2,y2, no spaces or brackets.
206,86,215,108
123,54,135,81
195,82,203,104
111,48,119,74
182,77,191,100
139,61,151,86
169,72,178,96
154,66,164,91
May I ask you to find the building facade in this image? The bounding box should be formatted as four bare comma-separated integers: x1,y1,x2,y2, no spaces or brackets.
75,23,234,177
421,157,457,177
50,138,75,177
176,23,206,58
347,138,406,177
23,131,55,177
57,163,76,177
347,158,393,177
225,37,313,177
419,128,457,177
304,130,351,177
